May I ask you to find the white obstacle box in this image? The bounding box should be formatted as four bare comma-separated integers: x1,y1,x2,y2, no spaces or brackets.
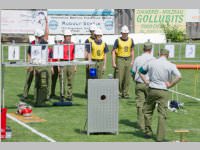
87,79,119,135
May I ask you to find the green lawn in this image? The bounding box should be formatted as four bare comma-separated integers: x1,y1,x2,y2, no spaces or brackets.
2,45,200,142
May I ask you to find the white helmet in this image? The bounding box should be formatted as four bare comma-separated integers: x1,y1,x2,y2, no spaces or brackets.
55,35,63,42
89,24,97,31
94,28,103,35
63,29,72,36
34,29,44,37
121,25,129,33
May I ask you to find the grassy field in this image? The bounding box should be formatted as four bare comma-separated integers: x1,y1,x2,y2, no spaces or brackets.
1,45,200,142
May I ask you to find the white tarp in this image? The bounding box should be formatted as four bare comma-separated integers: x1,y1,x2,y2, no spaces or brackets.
48,15,114,35
1,10,47,34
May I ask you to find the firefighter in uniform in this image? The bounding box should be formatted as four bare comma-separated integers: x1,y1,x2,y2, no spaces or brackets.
84,24,97,95
22,17,49,101
112,25,134,98
49,35,64,99
139,48,182,142
131,41,155,132
62,29,76,101
88,28,109,79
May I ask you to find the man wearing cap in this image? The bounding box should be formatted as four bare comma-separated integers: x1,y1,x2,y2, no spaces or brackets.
139,48,182,142
61,29,76,101
84,24,97,95
131,41,155,132
22,17,49,100
88,28,109,79
112,25,135,98
49,35,63,99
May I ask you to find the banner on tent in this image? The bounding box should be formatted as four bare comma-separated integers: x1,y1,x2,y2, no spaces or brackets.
135,9,186,33
48,15,114,34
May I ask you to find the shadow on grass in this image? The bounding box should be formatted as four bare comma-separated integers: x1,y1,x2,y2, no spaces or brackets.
74,129,118,135
119,131,134,135
73,93,87,99
132,130,157,142
74,128,87,134
184,101,199,106
119,119,139,129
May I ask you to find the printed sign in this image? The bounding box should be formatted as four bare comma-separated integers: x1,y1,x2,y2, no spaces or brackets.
1,10,47,34
53,45,64,59
48,15,114,34
165,44,175,58
150,46,154,57
185,44,196,58
75,44,86,59
135,9,186,33
31,46,42,60
8,46,20,60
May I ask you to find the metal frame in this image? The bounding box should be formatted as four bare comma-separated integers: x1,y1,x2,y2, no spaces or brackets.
0,43,94,108
135,43,200,63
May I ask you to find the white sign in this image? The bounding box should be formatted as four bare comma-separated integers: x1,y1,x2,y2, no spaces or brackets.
53,45,64,59
165,44,175,58
150,46,154,57
185,44,196,58
8,46,20,60
31,46,48,64
75,44,85,59
186,9,200,22
1,10,47,34
31,45,42,60
48,15,114,34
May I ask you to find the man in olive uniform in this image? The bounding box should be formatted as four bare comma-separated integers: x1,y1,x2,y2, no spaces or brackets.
62,29,76,101
112,25,134,98
139,49,182,142
22,17,49,101
49,35,63,99
84,24,97,95
88,28,109,79
131,41,155,132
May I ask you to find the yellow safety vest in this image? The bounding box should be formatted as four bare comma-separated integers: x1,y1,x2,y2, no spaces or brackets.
91,40,106,60
117,37,132,57
88,37,95,43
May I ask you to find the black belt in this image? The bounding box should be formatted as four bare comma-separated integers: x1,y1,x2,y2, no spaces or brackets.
136,81,144,84
117,56,131,60
149,87,167,91
92,59,103,62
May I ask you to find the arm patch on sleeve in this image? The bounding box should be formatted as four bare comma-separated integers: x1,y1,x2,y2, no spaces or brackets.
139,67,148,75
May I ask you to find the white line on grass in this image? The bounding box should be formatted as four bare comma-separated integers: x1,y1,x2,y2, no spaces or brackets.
168,89,200,102
7,114,56,142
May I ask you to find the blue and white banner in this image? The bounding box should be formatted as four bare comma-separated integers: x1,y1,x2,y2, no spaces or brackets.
48,9,115,16
48,15,115,34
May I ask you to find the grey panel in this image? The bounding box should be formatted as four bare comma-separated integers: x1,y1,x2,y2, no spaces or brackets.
87,79,119,135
